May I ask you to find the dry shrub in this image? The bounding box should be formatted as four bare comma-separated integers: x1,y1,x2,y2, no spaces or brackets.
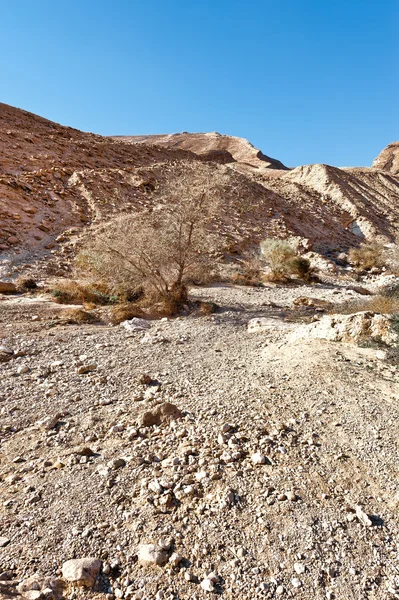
260,238,313,282
50,280,117,306
198,301,218,315
16,277,37,292
330,294,399,315
59,308,98,324
233,252,264,286
109,304,145,325
348,242,387,272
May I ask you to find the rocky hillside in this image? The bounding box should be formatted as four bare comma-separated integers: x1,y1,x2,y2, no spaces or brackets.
1,102,399,277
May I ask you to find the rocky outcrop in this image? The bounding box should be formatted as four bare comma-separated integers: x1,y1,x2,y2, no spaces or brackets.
372,141,399,175
290,312,398,345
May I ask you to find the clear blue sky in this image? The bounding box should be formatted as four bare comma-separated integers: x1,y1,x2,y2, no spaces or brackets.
1,0,398,167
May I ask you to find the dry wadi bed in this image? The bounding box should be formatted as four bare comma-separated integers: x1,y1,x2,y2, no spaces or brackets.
1,282,399,600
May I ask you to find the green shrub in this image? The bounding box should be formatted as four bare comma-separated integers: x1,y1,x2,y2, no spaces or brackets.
260,238,313,281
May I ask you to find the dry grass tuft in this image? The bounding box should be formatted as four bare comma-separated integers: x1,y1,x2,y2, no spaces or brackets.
109,304,145,325
49,280,117,306
348,242,387,272
58,308,98,324
330,294,399,315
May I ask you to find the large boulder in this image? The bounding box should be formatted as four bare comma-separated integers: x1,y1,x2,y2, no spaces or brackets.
290,312,398,345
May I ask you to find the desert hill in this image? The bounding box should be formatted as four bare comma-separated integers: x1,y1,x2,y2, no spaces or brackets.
1,102,399,276
111,132,288,171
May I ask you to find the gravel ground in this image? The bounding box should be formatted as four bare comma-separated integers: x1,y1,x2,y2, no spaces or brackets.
1,282,399,600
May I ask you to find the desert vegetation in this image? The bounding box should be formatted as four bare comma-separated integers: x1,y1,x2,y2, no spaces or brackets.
348,241,387,273
72,164,230,315
259,238,313,282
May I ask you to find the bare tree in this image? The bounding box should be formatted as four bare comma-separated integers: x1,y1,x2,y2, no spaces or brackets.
77,162,230,311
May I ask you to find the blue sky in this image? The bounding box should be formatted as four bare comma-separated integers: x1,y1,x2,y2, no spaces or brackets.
1,0,398,167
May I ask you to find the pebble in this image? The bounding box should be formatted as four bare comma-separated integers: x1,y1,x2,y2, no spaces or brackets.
251,452,267,465
294,562,306,574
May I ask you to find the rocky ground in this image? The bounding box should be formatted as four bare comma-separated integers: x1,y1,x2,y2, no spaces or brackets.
1,281,399,600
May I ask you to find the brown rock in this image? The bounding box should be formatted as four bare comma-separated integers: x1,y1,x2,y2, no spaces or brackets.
139,402,183,427
0,281,17,293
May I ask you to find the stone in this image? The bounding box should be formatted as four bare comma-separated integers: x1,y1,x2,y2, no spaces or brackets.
121,318,151,332
0,537,10,547
355,505,373,527
137,544,168,566
139,402,183,427
251,452,267,465
290,312,399,345
62,557,102,587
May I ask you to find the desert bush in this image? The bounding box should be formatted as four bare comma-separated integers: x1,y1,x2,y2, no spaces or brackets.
260,238,313,281
348,242,387,272
233,251,264,286
50,280,117,306
109,303,145,325
329,294,399,315
16,277,37,292
58,308,98,324
77,164,229,314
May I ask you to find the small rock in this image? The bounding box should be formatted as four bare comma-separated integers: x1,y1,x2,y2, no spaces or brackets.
0,537,10,547
62,557,102,587
294,562,306,575
137,544,168,566
251,452,267,465
76,364,97,375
